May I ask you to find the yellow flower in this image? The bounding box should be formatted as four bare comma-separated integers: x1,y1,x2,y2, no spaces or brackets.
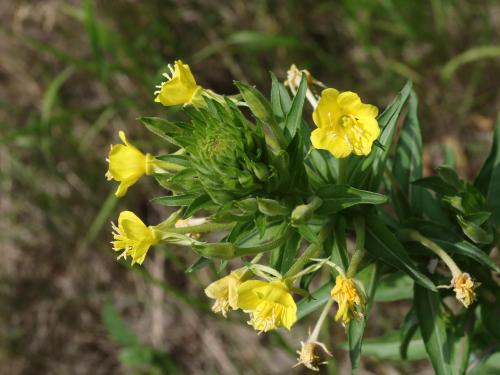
311,88,380,158
452,272,479,308
294,340,332,372
330,274,365,325
237,280,297,332
204,269,245,317
154,60,203,106
106,131,154,197
111,211,159,265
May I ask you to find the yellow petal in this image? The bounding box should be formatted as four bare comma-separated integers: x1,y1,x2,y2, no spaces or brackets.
237,280,267,310
311,128,352,158
312,88,340,128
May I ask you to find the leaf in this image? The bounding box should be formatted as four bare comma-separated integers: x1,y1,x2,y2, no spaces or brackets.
316,184,387,215
184,194,216,218
392,90,424,219
297,224,321,246
352,331,427,361
374,272,414,302
441,45,500,80
234,81,275,126
151,194,198,207
283,76,307,140
139,117,185,147
475,114,500,226
366,211,436,291
270,72,292,120
185,257,212,273
348,80,413,189
413,176,457,196
348,263,381,370
457,215,494,244
279,230,302,274
101,303,138,346
154,154,191,168
296,280,334,321
400,307,419,360
433,239,500,273
331,216,349,270
414,284,453,375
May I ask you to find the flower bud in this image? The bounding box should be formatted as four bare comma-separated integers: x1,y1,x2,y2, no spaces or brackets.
193,242,236,260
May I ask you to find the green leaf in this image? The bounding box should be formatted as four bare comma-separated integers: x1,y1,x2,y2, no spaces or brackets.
366,211,436,291
316,184,387,215
234,81,275,125
433,238,500,273
101,302,138,346
139,117,186,147
414,285,453,375
400,307,419,360
185,257,212,273
279,230,302,274
349,80,413,189
184,194,216,218
270,72,292,120
297,224,321,246
151,194,198,207
438,166,463,191
392,90,424,219
348,263,381,370
331,216,349,270
342,330,427,361
154,154,191,168
374,272,414,302
457,215,494,244
296,280,333,321
413,175,457,196
283,76,307,140
475,114,500,226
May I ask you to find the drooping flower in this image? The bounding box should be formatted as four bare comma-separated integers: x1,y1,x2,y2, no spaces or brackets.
106,131,154,197
204,269,246,317
111,211,159,265
311,88,380,158
237,280,297,332
154,60,203,107
330,274,365,325
452,272,479,308
293,340,332,372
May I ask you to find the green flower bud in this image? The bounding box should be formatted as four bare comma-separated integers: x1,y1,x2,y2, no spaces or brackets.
193,242,236,260
291,197,323,226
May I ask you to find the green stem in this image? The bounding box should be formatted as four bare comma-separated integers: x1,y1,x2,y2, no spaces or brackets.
338,157,349,185
309,298,334,341
401,229,461,276
346,216,366,278
163,222,235,235
152,159,186,172
284,227,329,279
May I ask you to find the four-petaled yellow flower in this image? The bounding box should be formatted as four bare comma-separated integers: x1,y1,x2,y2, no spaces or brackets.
237,280,297,332
330,274,365,325
452,272,478,308
155,60,203,107
112,211,159,265
311,88,380,158
204,269,245,317
106,131,154,197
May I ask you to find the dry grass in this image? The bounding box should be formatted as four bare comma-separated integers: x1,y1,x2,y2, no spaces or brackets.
1,0,498,374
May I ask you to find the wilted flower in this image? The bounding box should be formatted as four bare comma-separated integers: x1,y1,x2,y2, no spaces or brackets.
106,131,155,197
451,272,479,308
204,269,246,317
331,274,365,325
154,60,203,107
237,280,297,332
311,88,380,158
293,340,332,372
111,211,159,265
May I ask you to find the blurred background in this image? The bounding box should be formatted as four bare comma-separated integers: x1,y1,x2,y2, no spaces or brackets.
1,1,499,374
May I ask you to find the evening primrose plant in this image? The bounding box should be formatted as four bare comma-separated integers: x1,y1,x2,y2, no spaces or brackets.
106,62,500,373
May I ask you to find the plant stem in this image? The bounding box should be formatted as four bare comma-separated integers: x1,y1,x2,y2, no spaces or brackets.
346,216,366,278
402,229,461,277
309,298,334,341
337,157,349,185
165,222,235,234
284,227,329,279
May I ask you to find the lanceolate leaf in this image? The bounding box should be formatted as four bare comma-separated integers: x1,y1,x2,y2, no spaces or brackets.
139,117,187,147
348,80,413,189
400,307,419,360
392,90,424,219
316,184,387,215
348,263,381,371
475,114,500,226
365,211,436,291
270,72,292,121
283,76,307,141
151,194,198,207
414,285,453,375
